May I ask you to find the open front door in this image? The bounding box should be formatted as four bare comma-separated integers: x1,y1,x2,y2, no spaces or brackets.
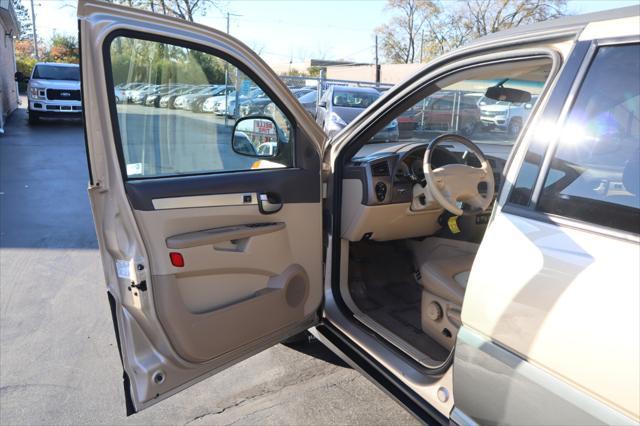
79,0,325,413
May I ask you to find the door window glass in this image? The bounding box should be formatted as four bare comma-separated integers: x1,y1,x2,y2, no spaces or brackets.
538,44,640,234
108,36,293,179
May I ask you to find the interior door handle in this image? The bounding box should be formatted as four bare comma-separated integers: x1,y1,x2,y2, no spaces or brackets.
258,193,282,214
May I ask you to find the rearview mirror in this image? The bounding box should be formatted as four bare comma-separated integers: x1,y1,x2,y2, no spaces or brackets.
231,116,280,158
484,85,531,103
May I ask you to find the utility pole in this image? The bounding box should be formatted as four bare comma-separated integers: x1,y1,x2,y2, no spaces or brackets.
223,11,242,126
224,12,230,127
30,0,39,59
374,34,380,85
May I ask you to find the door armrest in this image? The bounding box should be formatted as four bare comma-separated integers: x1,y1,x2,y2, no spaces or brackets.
166,222,285,249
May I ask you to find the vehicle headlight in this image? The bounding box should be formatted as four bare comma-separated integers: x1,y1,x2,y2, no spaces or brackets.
330,112,347,126
29,87,43,99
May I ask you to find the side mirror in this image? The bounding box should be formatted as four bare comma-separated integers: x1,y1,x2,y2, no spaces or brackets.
231,116,280,158
484,86,531,103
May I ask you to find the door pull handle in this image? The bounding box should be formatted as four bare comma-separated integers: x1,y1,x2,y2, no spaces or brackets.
258,193,282,214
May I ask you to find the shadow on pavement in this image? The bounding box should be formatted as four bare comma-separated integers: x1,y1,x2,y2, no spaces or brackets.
282,337,352,369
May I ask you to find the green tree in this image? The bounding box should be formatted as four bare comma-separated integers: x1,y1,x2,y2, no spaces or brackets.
307,66,322,77
45,33,79,63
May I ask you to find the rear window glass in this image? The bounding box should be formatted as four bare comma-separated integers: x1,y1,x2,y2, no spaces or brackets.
332,91,379,108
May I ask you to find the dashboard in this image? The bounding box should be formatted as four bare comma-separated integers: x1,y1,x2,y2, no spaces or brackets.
341,141,509,242
344,141,506,206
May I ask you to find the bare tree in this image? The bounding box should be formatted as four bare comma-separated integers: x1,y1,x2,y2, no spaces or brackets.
378,0,568,63
376,0,439,64
104,0,224,22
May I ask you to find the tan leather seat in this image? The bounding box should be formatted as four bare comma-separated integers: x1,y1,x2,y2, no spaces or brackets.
410,238,478,350
419,253,476,306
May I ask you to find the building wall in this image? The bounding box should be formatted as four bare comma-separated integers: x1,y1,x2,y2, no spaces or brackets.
0,8,19,132
326,63,425,85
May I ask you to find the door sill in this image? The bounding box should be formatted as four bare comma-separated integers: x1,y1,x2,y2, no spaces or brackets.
353,313,447,369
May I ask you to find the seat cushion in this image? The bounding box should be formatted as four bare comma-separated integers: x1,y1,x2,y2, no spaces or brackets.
410,238,479,306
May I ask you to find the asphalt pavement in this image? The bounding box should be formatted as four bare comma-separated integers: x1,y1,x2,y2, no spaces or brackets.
0,103,419,425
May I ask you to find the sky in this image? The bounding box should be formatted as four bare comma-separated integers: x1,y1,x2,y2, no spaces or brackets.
22,0,640,65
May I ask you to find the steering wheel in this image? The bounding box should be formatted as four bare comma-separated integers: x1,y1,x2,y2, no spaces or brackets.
423,134,495,216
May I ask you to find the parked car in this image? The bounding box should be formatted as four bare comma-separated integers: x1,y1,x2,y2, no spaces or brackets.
202,87,237,114
130,85,167,104
118,82,146,102
126,84,156,103
114,87,125,103
159,85,197,109
233,87,315,117
21,62,82,125
263,89,318,119
182,85,225,111
316,86,399,142
296,89,319,117
145,86,184,107
417,90,481,136
234,90,271,116
172,85,211,109
479,95,539,136
80,1,639,424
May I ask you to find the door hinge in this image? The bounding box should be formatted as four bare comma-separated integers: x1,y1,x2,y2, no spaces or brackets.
88,179,107,193
130,280,147,292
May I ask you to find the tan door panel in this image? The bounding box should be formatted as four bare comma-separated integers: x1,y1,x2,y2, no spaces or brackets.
154,264,309,363
133,203,323,360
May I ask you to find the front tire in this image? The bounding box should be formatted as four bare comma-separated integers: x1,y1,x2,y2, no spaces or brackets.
28,109,39,125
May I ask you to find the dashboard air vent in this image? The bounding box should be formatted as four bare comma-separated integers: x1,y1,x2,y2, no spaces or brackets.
371,161,390,177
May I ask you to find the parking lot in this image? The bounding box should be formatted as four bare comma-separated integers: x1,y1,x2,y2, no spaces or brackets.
0,103,419,426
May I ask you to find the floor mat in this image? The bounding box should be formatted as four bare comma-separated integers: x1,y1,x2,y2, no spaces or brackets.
353,282,449,362
349,242,450,363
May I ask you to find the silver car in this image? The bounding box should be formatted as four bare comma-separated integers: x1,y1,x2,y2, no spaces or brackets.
316,86,399,142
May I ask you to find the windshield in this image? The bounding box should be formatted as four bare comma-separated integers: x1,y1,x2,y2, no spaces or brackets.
298,91,317,103
196,86,221,95
294,89,313,98
333,90,379,108
32,65,80,81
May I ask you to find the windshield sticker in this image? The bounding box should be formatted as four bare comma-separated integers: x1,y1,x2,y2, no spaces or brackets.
126,163,143,176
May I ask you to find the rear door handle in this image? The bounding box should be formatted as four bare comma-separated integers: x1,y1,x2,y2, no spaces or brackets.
258,193,282,214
